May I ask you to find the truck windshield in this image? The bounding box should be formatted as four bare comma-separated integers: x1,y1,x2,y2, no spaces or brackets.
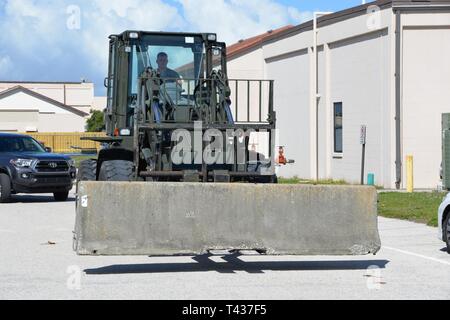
0,137,46,153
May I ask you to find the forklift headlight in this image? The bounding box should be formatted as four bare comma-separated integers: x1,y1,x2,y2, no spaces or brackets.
129,32,139,39
207,34,216,41
120,128,131,136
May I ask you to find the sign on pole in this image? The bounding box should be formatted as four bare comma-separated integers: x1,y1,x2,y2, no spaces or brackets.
360,125,367,145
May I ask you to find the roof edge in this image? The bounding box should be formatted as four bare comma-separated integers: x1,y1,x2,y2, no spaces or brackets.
0,86,89,117
0,80,92,85
262,0,450,46
227,25,295,60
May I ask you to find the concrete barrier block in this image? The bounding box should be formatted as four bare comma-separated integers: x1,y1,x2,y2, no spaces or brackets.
74,182,380,256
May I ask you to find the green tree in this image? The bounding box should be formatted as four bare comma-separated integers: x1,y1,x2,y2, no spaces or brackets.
85,110,105,132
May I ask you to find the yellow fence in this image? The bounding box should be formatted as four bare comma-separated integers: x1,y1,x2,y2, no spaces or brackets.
21,132,107,154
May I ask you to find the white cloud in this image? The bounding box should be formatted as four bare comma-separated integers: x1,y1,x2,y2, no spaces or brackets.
0,55,13,77
178,0,312,43
1,0,65,57
0,0,311,91
0,0,186,79
288,6,313,23
81,0,185,72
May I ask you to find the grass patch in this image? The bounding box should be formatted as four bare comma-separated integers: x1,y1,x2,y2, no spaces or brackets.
279,177,442,226
278,176,348,185
378,192,446,227
278,176,384,189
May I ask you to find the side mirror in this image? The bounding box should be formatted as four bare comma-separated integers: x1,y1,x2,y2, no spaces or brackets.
45,147,52,153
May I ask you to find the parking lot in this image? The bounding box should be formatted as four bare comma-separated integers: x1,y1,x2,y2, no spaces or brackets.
0,191,449,300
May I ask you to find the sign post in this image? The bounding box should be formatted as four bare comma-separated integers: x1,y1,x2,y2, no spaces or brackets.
360,125,367,185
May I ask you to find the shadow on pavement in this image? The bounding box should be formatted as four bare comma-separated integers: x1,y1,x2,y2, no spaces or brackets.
440,247,449,253
8,194,75,203
84,253,389,275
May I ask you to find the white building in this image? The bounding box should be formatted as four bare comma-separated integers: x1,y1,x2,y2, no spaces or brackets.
0,81,106,132
226,0,450,189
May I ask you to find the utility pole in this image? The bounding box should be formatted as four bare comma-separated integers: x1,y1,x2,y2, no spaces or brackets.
360,125,367,184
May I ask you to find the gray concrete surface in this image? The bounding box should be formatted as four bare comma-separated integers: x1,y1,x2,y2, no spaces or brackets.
75,182,380,255
0,191,450,300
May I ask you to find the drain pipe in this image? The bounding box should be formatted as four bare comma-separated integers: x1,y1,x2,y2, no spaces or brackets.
394,10,402,189
313,12,333,181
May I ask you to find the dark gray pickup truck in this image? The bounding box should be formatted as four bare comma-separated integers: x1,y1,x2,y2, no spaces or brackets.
0,133,76,202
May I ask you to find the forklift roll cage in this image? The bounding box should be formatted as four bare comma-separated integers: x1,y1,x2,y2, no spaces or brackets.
94,30,277,182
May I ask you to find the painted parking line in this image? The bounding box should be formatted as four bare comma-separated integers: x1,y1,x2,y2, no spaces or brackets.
383,246,450,266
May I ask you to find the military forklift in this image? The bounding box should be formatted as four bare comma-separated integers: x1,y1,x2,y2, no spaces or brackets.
73,31,380,256
78,30,276,184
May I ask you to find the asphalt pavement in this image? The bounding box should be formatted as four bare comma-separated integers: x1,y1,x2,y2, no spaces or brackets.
0,191,449,300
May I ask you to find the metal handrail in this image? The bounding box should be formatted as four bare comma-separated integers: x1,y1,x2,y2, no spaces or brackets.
136,75,274,125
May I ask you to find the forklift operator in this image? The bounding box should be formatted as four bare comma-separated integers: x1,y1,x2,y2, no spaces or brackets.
156,52,180,82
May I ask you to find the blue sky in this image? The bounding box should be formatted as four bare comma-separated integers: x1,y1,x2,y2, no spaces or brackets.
0,0,366,96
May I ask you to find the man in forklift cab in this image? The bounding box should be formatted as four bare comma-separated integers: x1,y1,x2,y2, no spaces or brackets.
156,52,180,82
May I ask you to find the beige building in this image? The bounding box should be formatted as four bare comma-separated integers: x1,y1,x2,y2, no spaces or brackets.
225,0,450,189
0,81,106,132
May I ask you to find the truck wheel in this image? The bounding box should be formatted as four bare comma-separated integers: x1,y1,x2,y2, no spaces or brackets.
0,173,11,203
98,160,134,181
54,191,69,202
78,159,97,181
445,214,450,254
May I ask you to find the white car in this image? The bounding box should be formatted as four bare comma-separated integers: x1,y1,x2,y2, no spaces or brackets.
437,193,450,253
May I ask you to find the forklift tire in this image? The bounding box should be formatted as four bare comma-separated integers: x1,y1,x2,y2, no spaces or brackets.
0,173,11,203
76,159,98,198
77,159,97,181
98,160,134,181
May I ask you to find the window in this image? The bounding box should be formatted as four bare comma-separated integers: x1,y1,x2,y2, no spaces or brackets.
334,102,343,153
126,34,205,125
129,34,205,96
0,137,45,153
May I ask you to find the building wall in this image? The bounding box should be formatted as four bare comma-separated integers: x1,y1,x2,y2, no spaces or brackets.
0,112,85,132
0,81,105,133
261,7,394,185
0,82,96,110
401,12,450,189
0,110,39,132
64,83,94,106
91,96,107,112
0,91,72,114
266,49,311,178
225,6,450,188
0,91,86,132
227,49,272,158
38,113,86,132
328,29,390,186
227,49,265,79
0,83,65,103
